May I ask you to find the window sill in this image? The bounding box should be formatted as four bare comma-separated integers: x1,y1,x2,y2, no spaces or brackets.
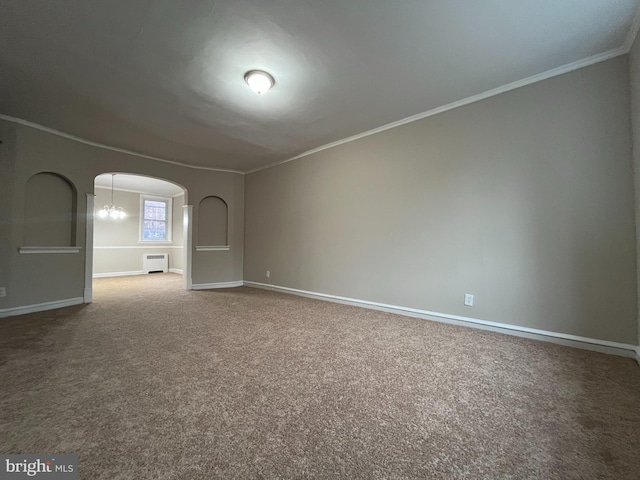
195,245,230,251
19,246,82,254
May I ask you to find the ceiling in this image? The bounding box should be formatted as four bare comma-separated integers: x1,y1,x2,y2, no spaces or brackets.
95,173,184,197
1,1,639,173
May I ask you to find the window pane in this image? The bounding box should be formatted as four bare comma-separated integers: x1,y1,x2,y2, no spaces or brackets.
141,197,171,242
143,220,167,241
144,200,166,221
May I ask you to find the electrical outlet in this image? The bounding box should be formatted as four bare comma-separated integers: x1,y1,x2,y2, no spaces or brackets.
0,287,6,298
464,293,473,306
266,270,270,278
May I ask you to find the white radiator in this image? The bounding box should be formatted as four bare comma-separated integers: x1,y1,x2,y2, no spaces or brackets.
143,253,168,273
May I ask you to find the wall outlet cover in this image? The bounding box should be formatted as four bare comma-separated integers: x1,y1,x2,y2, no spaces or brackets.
464,293,474,306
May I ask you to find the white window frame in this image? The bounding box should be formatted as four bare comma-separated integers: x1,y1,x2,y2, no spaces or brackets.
139,194,173,243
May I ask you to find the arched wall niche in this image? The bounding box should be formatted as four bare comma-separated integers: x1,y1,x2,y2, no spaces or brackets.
24,172,77,247
197,195,228,247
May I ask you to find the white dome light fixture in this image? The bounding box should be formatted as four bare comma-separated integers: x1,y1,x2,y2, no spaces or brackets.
244,70,275,94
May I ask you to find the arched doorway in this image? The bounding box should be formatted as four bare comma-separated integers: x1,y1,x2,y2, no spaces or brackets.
84,173,192,302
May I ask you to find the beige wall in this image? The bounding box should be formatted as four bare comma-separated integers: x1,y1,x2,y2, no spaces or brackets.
93,188,185,274
0,121,244,310
245,57,637,344
629,35,640,348
0,121,17,298
192,180,243,285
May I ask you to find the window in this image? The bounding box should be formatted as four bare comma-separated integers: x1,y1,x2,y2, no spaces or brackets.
140,195,172,242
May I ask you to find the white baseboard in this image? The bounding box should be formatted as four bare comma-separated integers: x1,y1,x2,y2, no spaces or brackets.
93,270,145,278
244,281,637,359
192,281,244,290
169,268,184,274
0,297,84,318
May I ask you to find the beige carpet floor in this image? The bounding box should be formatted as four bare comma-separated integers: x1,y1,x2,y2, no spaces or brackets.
1,273,639,479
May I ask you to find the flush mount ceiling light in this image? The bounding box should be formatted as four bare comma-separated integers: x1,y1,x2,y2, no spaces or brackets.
244,70,275,94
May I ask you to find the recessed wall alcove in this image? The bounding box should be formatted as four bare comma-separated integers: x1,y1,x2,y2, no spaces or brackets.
196,196,229,251
21,172,80,254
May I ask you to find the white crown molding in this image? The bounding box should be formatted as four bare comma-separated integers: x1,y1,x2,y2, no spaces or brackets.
0,114,244,175
246,46,628,175
3,17,639,179
623,2,640,53
192,281,243,290
0,297,84,318
94,184,184,197
244,281,637,358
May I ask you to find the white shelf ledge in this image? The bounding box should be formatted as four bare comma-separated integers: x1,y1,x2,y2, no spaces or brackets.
195,245,230,251
19,246,82,254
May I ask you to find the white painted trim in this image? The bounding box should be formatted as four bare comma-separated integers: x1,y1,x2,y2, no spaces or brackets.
192,281,243,290
19,246,82,254
243,281,637,358
94,270,186,278
1,42,635,178
0,114,244,175
623,2,640,53
183,205,193,291
636,346,640,365
246,47,627,174
95,184,183,197
94,245,183,249
195,245,230,251
93,270,145,278
0,297,84,318
84,193,95,303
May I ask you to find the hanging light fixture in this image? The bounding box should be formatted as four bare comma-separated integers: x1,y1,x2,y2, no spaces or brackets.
97,174,126,219
244,70,275,94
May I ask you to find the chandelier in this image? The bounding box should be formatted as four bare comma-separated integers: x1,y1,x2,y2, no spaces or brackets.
97,174,126,219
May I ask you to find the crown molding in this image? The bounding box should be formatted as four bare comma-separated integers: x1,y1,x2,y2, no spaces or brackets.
0,114,245,175
3,12,639,179
94,184,184,197
246,46,628,174
623,2,640,53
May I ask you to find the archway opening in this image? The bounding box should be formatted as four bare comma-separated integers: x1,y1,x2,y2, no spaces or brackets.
87,173,189,298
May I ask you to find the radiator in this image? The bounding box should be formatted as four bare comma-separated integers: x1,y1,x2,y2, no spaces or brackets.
143,253,168,273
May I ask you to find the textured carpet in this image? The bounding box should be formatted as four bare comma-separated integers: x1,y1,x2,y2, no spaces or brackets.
1,274,639,479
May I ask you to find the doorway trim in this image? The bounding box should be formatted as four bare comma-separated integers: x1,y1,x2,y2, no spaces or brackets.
183,205,193,290
85,175,192,302
84,193,95,303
